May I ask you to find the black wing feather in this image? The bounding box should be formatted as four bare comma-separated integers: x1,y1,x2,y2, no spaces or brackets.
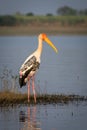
19,56,40,87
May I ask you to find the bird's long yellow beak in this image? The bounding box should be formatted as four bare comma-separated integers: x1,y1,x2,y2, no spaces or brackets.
44,37,58,53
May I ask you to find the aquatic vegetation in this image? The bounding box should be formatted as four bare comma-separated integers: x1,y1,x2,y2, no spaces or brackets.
0,67,18,93
0,68,87,106
0,91,87,106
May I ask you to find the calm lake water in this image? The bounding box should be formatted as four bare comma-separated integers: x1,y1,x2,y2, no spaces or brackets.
0,102,87,130
0,35,87,95
0,35,87,130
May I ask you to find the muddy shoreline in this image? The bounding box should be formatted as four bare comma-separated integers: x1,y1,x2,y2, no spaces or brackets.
0,91,87,106
0,25,87,36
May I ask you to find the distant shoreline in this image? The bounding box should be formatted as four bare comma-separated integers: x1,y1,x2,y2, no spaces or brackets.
0,25,87,36
0,15,87,35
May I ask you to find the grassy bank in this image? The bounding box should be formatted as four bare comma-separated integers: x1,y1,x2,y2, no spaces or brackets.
0,91,87,106
0,15,87,35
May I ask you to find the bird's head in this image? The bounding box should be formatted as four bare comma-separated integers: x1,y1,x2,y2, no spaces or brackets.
39,33,58,53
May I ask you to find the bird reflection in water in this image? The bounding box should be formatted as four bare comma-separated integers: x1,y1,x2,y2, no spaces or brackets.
19,106,41,130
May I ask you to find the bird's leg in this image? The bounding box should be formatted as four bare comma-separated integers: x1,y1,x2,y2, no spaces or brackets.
32,75,36,103
27,79,30,103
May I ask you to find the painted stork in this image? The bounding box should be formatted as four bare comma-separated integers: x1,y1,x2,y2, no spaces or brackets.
19,33,58,103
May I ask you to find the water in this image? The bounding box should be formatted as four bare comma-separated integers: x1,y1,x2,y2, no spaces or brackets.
0,35,87,130
0,35,87,95
0,103,87,130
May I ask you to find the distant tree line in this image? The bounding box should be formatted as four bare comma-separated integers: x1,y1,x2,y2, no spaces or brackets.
57,6,87,15
0,6,87,26
0,15,17,26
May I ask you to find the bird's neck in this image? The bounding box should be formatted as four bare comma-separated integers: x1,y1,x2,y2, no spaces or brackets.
37,38,43,56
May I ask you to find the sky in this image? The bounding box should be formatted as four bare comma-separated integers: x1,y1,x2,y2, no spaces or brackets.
0,0,87,15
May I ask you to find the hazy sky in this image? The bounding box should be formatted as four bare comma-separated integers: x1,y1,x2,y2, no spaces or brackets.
0,0,87,15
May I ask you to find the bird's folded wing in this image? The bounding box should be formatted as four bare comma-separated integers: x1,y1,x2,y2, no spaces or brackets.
20,56,37,74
